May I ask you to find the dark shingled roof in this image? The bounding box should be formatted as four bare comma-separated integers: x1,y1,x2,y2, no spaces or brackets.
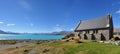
75,15,110,31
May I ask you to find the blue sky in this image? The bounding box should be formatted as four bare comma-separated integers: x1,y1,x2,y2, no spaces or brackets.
0,0,120,33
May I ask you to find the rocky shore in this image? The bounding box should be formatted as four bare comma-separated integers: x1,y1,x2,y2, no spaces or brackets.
0,40,58,54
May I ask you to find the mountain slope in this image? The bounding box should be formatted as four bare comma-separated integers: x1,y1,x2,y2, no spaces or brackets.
0,30,7,34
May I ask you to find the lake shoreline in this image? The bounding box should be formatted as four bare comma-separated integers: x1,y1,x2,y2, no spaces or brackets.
0,40,59,45
0,40,59,51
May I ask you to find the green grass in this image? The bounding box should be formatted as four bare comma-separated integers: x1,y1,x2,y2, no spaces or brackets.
1,40,120,54
40,41,120,54
63,42,120,54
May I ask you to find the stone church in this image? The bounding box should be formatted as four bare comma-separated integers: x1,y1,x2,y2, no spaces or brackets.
74,15,113,41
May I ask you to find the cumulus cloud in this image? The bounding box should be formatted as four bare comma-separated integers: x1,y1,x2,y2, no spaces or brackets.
116,9,120,14
7,24,15,26
0,22,4,24
18,0,31,10
54,24,63,32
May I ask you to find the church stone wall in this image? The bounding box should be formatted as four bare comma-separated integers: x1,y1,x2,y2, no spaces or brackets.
75,29,110,41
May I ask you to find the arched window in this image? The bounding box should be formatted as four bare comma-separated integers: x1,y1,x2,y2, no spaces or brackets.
101,33,106,41
78,33,80,36
88,30,89,34
84,34,87,39
93,30,95,33
96,30,98,33
91,34,96,40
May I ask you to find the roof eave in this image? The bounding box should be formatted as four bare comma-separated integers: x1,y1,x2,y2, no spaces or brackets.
74,27,109,32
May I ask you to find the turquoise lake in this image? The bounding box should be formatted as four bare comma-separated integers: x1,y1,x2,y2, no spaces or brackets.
0,34,64,40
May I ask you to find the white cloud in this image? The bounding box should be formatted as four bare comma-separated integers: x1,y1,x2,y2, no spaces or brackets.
56,24,60,27
112,3,114,6
112,2,120,6
0,22,4,24
70,28,74,31
116,9,120,14
30,23,34,26
7,24,15,26
18,0,31,10
54,24,63,32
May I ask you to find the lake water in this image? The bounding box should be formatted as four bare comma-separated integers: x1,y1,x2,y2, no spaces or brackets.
0,34,64,40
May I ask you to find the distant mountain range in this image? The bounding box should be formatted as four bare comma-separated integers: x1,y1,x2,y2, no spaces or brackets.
0,30,19,34
47,31,74,35
0,30,7,34
0,30,74,35
114,28,120,33
0,28,119,35
32,31,74,35
55,31,74,35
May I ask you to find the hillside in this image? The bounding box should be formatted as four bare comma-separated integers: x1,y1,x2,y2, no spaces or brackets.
0,30,19,34
114,28,120,32
0,30,7,34
51,31,74,35
32,31,74,35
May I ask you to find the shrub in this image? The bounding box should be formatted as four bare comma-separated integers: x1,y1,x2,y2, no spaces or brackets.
62,34,75,39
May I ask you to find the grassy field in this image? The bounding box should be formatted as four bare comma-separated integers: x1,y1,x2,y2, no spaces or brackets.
0,40,120,54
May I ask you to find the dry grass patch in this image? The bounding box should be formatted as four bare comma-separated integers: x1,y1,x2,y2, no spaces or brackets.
0,43,36,54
